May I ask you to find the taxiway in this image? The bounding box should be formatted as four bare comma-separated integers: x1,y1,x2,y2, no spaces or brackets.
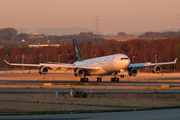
0,108,180,120
0,88,180,93
1,80,180,86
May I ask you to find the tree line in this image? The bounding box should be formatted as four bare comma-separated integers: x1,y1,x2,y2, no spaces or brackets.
0,37,180,71
138,31,180,39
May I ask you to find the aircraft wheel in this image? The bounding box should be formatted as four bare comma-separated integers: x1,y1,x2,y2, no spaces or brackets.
81,78,89,82
111,78,119,82
97,78,101,82
111,78,115,82
116,78,119,82
85,78,89,82
120,75,124,78
80,78,84,82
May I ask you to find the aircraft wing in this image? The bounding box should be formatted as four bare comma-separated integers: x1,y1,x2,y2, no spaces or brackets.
128,58,177,69
4,60,100,71
46,61,73,65
4,60,40,67
40,63,100,71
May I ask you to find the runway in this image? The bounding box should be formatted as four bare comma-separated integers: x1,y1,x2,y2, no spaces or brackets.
0,108,180,120
1,80,180,86
1,88,180,93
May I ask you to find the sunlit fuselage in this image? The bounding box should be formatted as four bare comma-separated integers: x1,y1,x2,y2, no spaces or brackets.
74,54,130,75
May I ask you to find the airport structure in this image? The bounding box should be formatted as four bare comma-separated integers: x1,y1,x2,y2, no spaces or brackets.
28,44,60,48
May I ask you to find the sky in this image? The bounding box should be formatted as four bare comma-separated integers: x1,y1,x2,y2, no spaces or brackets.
0,0,180,34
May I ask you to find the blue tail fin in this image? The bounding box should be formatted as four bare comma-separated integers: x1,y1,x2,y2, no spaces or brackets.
72,38,83,61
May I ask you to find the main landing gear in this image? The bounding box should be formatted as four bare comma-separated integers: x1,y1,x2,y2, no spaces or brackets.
80,76,89,82
79,73,125,82
97,75,102,82
111,72,119,82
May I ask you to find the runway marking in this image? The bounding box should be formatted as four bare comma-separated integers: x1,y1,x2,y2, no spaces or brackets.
161,85,169,88
44,83,52,86
144,115,180,120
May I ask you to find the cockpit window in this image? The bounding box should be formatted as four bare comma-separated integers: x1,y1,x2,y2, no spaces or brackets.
120,58,128,60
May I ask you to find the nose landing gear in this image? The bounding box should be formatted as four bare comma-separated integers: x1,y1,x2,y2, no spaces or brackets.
120,74,124,78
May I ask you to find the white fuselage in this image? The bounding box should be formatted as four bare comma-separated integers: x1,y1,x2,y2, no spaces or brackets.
74,54,130,75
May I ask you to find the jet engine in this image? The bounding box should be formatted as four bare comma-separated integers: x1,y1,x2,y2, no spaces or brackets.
74,69,84,77
151,66,162,74
39,66,48,75
128,68,138,76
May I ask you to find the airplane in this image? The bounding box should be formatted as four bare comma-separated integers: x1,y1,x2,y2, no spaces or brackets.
4,38,177,82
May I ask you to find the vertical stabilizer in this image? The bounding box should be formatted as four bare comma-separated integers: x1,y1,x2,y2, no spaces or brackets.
72,38,83,61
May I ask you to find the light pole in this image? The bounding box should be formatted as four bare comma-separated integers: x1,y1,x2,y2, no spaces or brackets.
155,55,157,63
58,54,61,62
39,54,41,63
133,56,135,63
6,55,8,73
22,54,24,74
16,55,17,62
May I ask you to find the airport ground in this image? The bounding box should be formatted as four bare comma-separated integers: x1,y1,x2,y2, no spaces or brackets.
1,108,180,120
0,69,180,117
0,92,180,113
0,69,180,82
0,69,180,90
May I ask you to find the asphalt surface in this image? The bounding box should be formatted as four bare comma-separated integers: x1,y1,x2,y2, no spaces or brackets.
1,88,180,93
1,80,180,86
0,108,180,120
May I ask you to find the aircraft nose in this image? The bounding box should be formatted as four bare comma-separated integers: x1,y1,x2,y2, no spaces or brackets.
118,59,130,69
125,59,130,68
113,55,131,70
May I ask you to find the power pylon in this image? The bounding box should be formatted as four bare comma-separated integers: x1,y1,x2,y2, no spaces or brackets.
95,15,100,35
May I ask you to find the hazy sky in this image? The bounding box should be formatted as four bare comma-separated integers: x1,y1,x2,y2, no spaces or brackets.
0,0,180,34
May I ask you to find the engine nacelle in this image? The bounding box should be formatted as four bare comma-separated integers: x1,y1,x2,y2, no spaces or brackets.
151,66,162,74
39,66,48,75
74,69,84,77
128,68,138,76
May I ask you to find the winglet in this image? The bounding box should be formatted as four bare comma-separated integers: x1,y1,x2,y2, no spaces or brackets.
174,58,177,63
4,60,10,65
